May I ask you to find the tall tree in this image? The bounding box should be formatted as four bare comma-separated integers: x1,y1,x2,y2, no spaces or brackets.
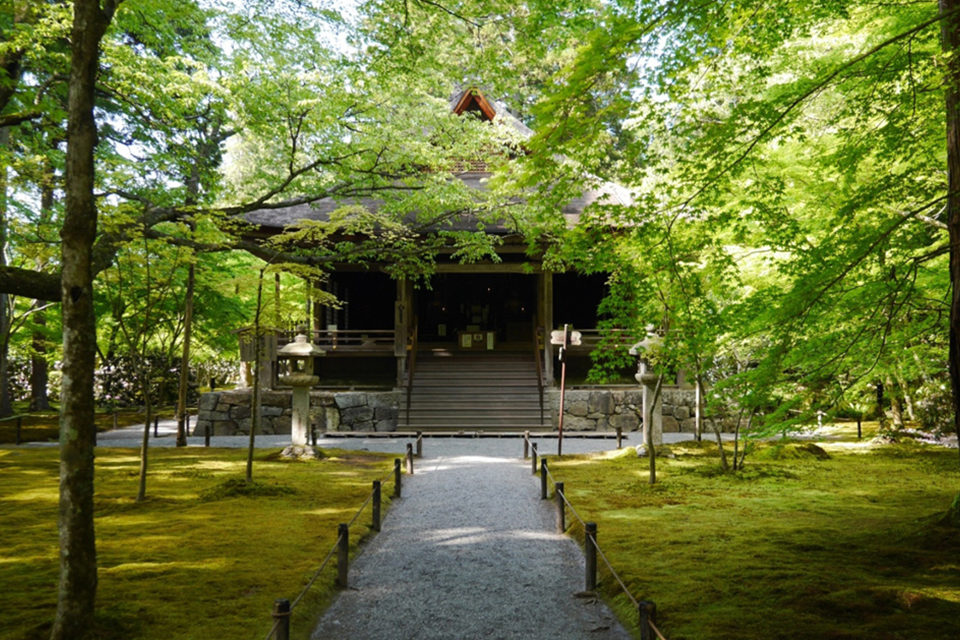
940,0,960,461
51,1,119,638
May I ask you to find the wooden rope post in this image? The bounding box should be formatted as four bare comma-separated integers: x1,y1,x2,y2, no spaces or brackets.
113,411,119,430
616,426,623,449
394,459,402,498
337,523,349,588
15,416,22,446
154,416,159,437
204,418,211,447
372,481,381,532
523,431,530,459
405,443,414,474
415,431,423,457
555,482,565,533
272,598,291,640
585,522,598,591
638,601,657,640
531,442,538,474
540,458,548,500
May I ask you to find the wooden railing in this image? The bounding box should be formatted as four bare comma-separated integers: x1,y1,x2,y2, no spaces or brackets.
569,328,640,352
277,328,396,353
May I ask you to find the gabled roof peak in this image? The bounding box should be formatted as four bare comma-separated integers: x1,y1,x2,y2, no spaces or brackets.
453,87,497,121
449,86,534,138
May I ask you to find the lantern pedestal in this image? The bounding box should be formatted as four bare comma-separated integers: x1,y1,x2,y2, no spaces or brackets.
637,371,663,447
279,372,319,446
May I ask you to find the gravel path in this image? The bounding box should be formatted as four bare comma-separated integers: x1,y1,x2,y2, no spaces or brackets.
310,445,633,640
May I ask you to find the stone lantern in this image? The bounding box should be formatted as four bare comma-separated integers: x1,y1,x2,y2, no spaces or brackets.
277,333,325,447
629,326,663,448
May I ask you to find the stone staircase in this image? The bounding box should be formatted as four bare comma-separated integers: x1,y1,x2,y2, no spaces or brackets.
403,350,549,432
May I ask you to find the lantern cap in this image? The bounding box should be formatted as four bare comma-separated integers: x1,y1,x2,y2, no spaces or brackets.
277,333,325,358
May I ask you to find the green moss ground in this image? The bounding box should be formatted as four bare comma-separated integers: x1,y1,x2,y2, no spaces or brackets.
0,446,396,640
543,433,960,639
0,405,176,445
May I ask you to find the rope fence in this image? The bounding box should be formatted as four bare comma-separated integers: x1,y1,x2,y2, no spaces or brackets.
262,448,413,640
524,433,667,640
0,414,24,445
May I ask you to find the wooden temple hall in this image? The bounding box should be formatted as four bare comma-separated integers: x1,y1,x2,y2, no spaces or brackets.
241,88,633,432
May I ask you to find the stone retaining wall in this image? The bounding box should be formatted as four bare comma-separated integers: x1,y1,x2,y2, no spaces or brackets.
547,386,715,433
195,389,400,436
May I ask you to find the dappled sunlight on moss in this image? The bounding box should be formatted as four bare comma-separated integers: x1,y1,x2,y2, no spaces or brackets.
545,440,960,639
1,447,395,640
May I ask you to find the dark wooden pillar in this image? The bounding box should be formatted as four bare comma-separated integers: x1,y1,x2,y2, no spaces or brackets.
539,271,554,381
395,278,410,386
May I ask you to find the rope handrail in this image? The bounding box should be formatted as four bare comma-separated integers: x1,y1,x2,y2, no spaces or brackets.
264,458,401,639
557,485,587,529
289,533,343,610
263,618,281,640
546,460,669,640
590,535,638,609
264,533,343,638
347,488,376,528
648,619,668,640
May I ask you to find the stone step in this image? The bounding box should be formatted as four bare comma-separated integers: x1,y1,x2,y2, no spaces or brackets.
406,351,545,431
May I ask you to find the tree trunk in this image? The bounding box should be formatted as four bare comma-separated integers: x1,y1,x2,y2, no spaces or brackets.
175,260,195,447
887,375,904,430
50,2,117,638
30,307,50,411
940,0,960,466
875,379,889,434
137,369,151,502
0,126,12,418
247,269,266,483
31,156,56,412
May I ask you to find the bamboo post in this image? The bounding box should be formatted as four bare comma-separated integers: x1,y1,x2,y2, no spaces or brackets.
523,431,530,459
540,458,548,500
638,601,657,640
555,482,565,533
394,459,402,498
531,442,538,474
585,522,598,591
336,524,349,588
415,431,423,457
272,598,290,640
405,443,414,474
372,481,381,532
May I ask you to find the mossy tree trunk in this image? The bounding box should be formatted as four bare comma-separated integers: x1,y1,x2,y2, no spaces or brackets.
941,0,960,467
51,1,118,638
0,126,12,418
